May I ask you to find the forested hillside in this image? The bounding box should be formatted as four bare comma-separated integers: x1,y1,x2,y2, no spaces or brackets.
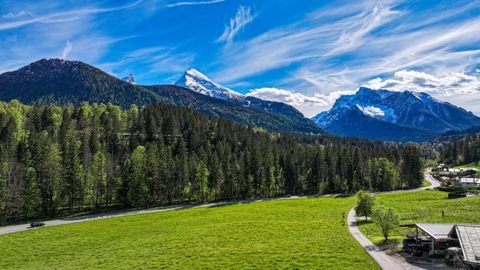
436,132,480,165
0,100,422,224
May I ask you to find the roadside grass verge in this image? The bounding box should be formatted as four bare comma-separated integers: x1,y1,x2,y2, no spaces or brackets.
422,180,432,187
359,190,480,246
0,196,379,270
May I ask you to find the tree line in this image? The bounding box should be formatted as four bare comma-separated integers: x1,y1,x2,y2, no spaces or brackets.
0,100,423,224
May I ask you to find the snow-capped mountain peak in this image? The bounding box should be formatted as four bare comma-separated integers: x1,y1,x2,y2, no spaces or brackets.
185,68,210,82
175,68,244,101
311,87,480,142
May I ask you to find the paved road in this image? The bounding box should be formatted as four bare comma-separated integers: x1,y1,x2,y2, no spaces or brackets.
0,201,248,235
347,172,441,270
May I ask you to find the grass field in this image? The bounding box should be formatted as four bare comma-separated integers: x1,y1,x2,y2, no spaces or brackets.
359,191,480,245
0,196,379,270
453,162,480,169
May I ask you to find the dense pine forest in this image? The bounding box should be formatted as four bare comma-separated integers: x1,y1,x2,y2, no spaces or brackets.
0,100,423,224
436,133,480,165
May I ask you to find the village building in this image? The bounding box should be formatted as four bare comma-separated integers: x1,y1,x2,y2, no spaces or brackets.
460,178,480,188
403,223,480,268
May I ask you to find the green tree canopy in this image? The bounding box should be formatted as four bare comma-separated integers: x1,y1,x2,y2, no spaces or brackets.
372,206,399,241
355,190,375,221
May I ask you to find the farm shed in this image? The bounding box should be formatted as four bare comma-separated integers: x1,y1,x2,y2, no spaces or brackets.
401,223,457,256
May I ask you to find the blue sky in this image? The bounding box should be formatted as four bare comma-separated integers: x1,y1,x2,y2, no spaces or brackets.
1,0,480,117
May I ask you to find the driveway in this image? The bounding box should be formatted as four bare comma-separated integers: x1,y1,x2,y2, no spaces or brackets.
347,172,441,270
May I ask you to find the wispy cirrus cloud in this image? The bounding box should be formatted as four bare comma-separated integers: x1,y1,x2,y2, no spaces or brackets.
166,0,226,8
0,1,143,31
217,5,254,44
2,10,34,19
61,41,73,59
0,1,143,74
213,0,400,85
211,0,480,115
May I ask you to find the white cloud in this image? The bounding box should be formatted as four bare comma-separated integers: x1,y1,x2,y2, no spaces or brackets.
365,70,480,95
217,5,254,44
365,70,480,115
326,0,400,56
61,41,73,59
166,0,226,8
247,87,354,117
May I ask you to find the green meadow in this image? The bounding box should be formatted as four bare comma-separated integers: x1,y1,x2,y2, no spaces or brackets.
0,196,379,270
359,191,480,245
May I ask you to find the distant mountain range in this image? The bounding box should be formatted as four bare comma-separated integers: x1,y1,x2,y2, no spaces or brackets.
2,59,478,142
0,59,321,134
312,87,480,142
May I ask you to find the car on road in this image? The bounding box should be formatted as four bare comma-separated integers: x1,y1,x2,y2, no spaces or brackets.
30,222,45,228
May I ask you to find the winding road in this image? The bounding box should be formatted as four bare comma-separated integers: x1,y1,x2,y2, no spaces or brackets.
347,172,441,270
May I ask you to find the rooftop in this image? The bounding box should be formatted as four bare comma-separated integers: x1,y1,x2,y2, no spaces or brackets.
450,225,480,265
417,223,456,239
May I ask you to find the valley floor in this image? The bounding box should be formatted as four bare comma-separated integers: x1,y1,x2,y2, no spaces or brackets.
0,195,378,270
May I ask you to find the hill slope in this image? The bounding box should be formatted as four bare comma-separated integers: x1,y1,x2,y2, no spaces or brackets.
312,87,480,142
0,59,160,106
0,59,322,134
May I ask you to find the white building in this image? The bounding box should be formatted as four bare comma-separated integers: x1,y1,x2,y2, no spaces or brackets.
460,178,480,188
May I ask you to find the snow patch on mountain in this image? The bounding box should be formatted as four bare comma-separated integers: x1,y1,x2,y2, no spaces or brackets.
356,105,384,118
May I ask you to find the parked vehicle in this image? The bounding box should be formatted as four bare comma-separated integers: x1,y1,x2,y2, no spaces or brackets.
30,222,45,228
